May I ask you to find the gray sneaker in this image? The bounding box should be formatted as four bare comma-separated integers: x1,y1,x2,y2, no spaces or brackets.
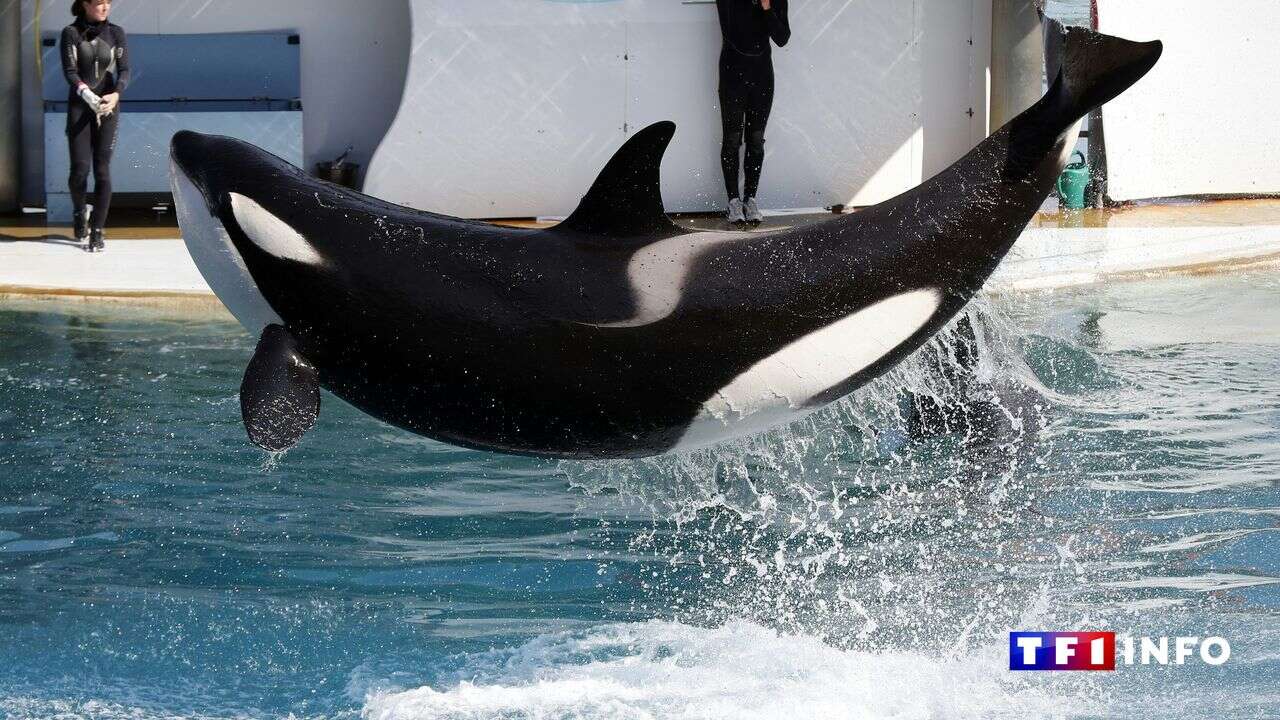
726,197,745,224
74,208,90,244
743,197,764,225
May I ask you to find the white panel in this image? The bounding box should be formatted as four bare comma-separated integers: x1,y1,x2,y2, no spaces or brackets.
621,2,724,213
1098,0,1280,200
918,0,979,178
624,0,920,211
44,111,302,220
970,0,993,142
365,0,626,218
369,0,990,218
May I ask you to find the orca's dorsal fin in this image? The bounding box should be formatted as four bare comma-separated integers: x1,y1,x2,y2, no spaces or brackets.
556,121,686,238
241,324,320,452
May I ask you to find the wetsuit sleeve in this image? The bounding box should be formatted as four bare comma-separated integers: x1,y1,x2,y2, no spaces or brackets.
715,0,729,39
60,26,83,88
766,0,791,47
113,26,130,93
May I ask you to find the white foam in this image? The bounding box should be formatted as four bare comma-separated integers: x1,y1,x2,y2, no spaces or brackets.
360,620,1098,720
1102,572,1280,593
1140,528,1269,554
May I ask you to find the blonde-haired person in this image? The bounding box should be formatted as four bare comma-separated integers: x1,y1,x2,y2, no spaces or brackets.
60,0,129,252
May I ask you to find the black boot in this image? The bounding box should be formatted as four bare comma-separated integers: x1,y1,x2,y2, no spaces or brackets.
73,208,90,245
88,228,105,253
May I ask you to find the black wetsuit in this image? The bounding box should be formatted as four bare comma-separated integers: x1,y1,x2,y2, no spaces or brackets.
60,18,130,231
716,0,789,201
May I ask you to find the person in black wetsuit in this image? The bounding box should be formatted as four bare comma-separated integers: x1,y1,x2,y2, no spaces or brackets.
716,0,789,226
60,0,129,253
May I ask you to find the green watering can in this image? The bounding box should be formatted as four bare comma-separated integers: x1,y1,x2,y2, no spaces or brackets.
1057,150,1089,210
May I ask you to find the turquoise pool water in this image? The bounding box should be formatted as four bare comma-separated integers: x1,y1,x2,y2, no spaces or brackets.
1,271,1278,719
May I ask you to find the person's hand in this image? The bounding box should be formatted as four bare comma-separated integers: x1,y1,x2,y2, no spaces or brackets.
761,0,771,9
77,84,102,113
99,92,120,116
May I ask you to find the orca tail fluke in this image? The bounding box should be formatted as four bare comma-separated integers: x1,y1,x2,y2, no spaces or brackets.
1045,18,1162,121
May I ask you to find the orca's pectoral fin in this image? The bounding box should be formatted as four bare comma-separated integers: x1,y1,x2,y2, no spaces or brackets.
556,121,687,238
240,324,320,452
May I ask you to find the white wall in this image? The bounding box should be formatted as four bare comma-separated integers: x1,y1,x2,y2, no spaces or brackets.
18,1,997,217
18,0,411,202
1098,0,1280,200
366,0,992,218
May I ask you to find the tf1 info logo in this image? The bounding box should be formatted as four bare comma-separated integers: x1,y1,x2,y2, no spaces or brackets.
1009,632,1231,671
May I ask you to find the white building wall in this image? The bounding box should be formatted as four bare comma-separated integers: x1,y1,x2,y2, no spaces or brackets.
367,0,993,218
19,1,995,217
1098,0,1280,200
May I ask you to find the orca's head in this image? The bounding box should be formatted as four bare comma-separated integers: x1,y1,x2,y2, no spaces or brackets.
170,131,329,334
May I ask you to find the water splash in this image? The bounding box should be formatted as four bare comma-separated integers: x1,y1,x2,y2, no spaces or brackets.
361,619,1104,720
556,299,1074,648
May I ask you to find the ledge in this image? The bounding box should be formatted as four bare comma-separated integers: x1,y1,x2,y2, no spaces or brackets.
3,205,1279,303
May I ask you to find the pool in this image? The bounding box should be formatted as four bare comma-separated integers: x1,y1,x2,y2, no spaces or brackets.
2,270,1278,719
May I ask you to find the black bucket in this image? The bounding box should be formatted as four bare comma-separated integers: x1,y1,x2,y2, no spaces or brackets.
316,161,359,189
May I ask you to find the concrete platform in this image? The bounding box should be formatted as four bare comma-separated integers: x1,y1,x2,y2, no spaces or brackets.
0,238,211,297
993,199,1280,290
2,200,1279,305
992,224,1280,291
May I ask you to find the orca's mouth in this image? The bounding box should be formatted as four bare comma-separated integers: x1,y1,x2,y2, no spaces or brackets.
168,130,248,215
169,131,221,214
168,133,228,238
169,132,284,334
169,130,282,212
168,138,219,232
168,130,203,177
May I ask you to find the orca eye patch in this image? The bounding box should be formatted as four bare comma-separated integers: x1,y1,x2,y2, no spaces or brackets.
229,193,325,266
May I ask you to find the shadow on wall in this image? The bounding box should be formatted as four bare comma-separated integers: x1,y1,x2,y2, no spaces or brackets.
18,0,412,198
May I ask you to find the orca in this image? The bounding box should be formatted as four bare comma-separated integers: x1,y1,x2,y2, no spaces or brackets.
169,22,1160,458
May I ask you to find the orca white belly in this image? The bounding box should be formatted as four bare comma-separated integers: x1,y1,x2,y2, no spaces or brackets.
677,288,942,450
